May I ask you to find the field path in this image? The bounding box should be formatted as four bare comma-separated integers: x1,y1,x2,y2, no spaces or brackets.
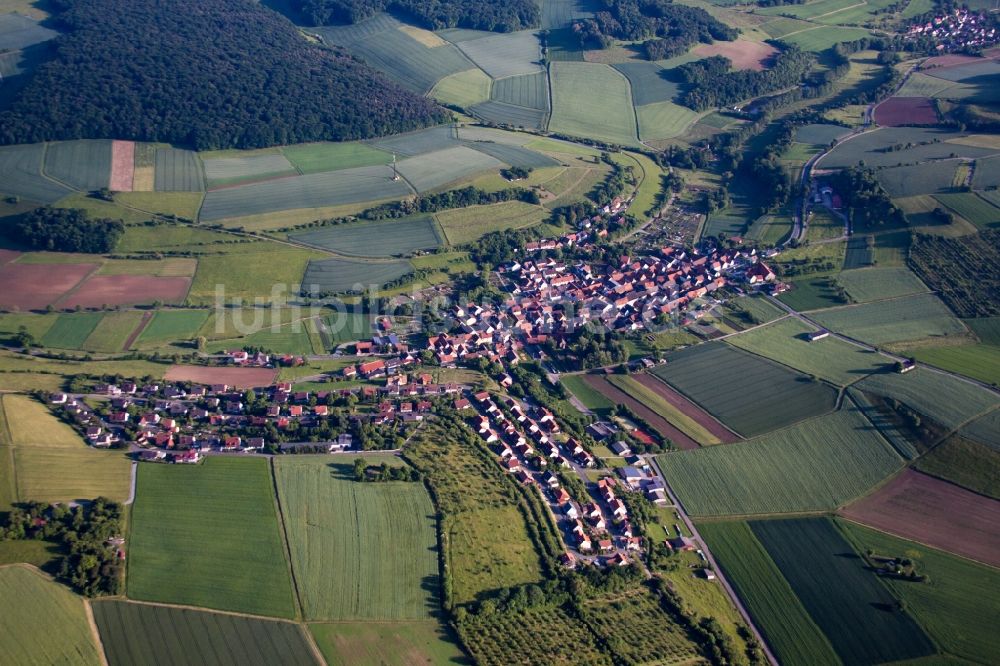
82,600,110,666
650,458,779,666
121,311,153,351
582,375,700,450
124,461,137,505
635,373,742,443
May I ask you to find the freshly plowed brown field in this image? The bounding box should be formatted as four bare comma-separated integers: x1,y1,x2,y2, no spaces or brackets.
841,469,1000,567
692,40,778,71
634,374,742,443
874,97,938,126
0,262,97,310
109,140,135,191
583,375,700,450
165,364,278,388
61,275,191,308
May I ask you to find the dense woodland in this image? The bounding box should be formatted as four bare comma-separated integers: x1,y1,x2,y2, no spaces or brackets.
572,0,738,59
15,207,123,253
676,47,815,110
829,168,906,230
297,0,539,30
0,0,447,149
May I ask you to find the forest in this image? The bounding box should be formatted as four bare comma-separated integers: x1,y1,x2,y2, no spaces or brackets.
573,0,738,59
297,0,540,31
15,207,124,253
0,0,448,150
829,168,906,230
676,48,815,110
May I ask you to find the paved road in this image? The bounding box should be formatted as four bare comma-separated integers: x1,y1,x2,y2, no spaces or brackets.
650,456,778,666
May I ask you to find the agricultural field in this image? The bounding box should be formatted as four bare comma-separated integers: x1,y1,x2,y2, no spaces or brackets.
841,468,1000,567
842,234,874,269
154,147,204,192
204,323,314,356
302,257,414,295
659,405,904,516
726,317,893,386
79,310,146,353
585,375,700,449
836,266,928,303
915,434,1000,499
290,216,442,257
128,457,297,618
0,258,97,311
961,407,1000,449
612,61,680,106
469,100,548,129
610,374,727,445
41,312,104,349
652,342,839,437
794,123,852,145
43,139,112,191
636,101,700,141
811,292,967,346
436,201,546,245
549,62,639,146
275,458,439,620
878,162,963,198
561,373,615,413
779,26,873,52
430,68,492,108
188,244,324,304
199,165,411,221
454,30,542,79
0,12,56,49
309,621,465,666
489,71,549,111
0,566,101,666
874,96,939,126
202,153,297,188
966,315,1000,345
134,309,210,348
804,209,844,242
282,141,391,174
751,517,936,665
462,141,558,170
372,125,460,156
94,601,319,666
0,143,73,203
396,145,504,192
934,191,1000,229
840,519,1000,665
818,127,995,170
1,394,131,503
698,522,840,666
855,367,999,430
911,343,1000,386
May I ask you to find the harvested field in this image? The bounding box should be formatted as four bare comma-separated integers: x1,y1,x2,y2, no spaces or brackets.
726,318,893,386
396,146,503,192
874,96,938,126
659,405,904,516
199,165,411,221
855,367,999,431
652,342,838,437
491,71,549,110
0,143,73,203
692,40,777,71
109,140,135,191
164,365,277,388
469,100,548,130
811,292,966,346
154,147,204,192
60,275,191,308
0,261,95,310
454,30,543,79
128,457,297,618
310,621,465,666
583,375,699,449
94,600,319,666
303,257,413,294
634,374,740,443
203,153,297,188
290,215,442,257
842,469,1000,567
0,565,101,666
751,517,936,665
282,141,390,174
549,62,638,146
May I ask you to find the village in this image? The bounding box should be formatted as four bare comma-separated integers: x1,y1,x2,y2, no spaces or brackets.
906,7,999,52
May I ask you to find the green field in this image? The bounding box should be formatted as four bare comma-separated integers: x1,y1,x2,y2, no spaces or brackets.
608,374,721,445
454,30,542,79
758,0,866,19
879,162,962,197
490,71,549,110
726,317,893,386
0,143,73,203
730,295,786,325
698,522,840,666
128,457,297,618
275,458,439,620
966,316,1000,345
463,141,559,170
561,373,615,413
818,127,994,170
613,61,681,106
794,123,852,145
291,216,443,257
911,343,1000,386
0,566,101,666
80,310,145,353
135,310,210,347
855,367,1000,431
202,153,296,188
840,519,1000,665
205,323,315,356
837,266,928,303
430,68,492,108
396,145,503,192
961,407,1000,450
93,600,319,666
154,147,205,192
636,101,700,141
43,139,111,191
40,312,104,349
811,293,967,346
652,342,839,437
935,192,1000,229
549,62,639,146
779,26,873,51
1,394,131,503
658,405,903,516
282,142,392,175
436,201,546,245
310,620,466,666
188,244,324,304
302,257,414,294
804,209,843,242
751,518,936,665
915,434,1000,499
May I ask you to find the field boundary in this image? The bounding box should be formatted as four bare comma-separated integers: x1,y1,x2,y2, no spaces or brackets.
82,599,110,666
269,458,305,620
121,311,153,351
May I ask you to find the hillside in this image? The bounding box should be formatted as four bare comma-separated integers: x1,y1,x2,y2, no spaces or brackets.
297,0,540,31
0,0,449,150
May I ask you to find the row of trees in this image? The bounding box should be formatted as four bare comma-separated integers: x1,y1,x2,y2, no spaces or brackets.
298,0,540,31
15,207,124,253
0,0,448,150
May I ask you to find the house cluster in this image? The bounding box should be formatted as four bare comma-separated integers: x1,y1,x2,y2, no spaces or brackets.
342,351,420,379
907,9,998,51
227,349,304,368
566,475,639,567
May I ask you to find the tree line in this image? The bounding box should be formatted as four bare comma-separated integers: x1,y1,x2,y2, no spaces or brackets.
297,0,539,31
15,207,123,253
676,47,815,111
0,0,448,150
